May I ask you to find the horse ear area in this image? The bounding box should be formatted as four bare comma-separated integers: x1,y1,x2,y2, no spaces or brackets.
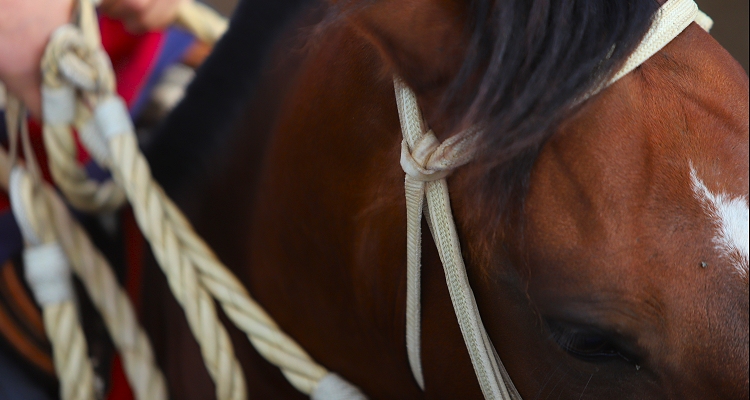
340,0,470,95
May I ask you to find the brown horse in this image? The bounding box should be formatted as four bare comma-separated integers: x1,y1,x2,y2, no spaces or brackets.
142,0,748,398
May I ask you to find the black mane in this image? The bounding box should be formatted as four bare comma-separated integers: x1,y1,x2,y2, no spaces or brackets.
445,0,660,223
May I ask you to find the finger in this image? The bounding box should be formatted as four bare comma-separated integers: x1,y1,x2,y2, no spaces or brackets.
104,0,153,31
136,0,182,32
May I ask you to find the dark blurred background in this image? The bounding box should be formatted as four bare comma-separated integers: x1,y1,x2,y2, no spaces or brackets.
203,0,748,72
696,0,749,72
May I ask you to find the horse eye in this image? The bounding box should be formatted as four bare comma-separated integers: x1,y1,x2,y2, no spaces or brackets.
547,320,626,362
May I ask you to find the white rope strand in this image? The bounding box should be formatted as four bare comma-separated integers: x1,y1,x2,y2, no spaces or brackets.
44,185,168,400
587,0,708,99
609,0,698,85
394,77,516,399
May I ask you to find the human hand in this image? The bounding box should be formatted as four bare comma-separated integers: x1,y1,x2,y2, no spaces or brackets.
99,0,184,33
0,0,75,116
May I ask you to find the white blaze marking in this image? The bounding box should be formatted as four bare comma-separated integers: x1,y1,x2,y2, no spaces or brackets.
690,166,749,280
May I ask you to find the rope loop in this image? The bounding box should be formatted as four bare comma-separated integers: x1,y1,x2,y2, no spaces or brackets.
400,131,478,182
42,24,114,94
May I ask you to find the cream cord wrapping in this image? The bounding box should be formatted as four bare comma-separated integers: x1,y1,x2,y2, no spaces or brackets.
587,0,709,99
12,168,96,400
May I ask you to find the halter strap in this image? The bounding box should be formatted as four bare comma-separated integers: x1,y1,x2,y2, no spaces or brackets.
397,0,710,398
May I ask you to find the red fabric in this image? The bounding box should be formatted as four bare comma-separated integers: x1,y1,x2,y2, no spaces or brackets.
0,193,8,212
27,119,53,182
106,355,134,400
100,18,165,107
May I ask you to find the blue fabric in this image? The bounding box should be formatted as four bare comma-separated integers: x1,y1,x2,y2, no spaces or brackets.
0,347,53,400
0,212,22,267
129,28,195,118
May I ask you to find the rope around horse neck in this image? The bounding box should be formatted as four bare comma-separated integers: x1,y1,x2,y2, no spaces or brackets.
399,0,711,398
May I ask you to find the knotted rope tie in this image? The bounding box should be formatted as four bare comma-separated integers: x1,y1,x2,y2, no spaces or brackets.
396,76,520,399
400,128,482,390
41,25,125,213
400,131,477,182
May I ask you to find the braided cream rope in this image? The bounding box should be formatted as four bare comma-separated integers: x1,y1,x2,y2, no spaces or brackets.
176,0,229,44
43,183,168,400
4,100,97,400
395,77,519,400
37,2,366,397
39,0,227,216
584,0,710,100
1,99,166,399
38,17,249,398
106,106,357,397
11,168,97,400
40,20,126,213
108,129,247,400
44,303,97,400
0,154,167,400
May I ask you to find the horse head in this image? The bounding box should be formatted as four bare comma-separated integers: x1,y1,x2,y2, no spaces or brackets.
347,0,748,397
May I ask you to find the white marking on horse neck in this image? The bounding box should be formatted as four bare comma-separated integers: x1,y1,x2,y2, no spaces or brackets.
690,165,749,281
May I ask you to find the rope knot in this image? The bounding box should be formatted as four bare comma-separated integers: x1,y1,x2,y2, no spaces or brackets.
401,131,445,182
400,130,478,182
42,25,114,94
